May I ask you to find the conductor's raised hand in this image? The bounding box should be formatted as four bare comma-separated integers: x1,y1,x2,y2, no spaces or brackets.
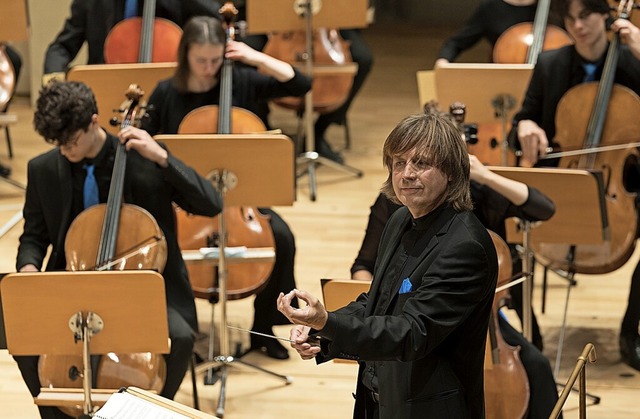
117,126,169,168
277,289,328,330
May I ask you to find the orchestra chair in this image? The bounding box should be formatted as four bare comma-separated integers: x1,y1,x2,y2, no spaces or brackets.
320,278,371,364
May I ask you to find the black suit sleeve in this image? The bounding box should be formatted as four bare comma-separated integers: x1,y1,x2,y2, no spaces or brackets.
44,0,90,73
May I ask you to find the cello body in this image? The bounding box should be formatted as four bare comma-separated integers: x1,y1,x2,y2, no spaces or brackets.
493,23,573,64
484,231,530,419
103,0,182,64
534,83,640,273
263,29,355,113
104,17,182,64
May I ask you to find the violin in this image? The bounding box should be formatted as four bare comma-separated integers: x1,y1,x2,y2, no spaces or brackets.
493,0,573,64
104,0,182,64
263,28,356,113
532,0,640,274
175,2,276,301
484,231,530,419
0,43,16,111
38,86,168,417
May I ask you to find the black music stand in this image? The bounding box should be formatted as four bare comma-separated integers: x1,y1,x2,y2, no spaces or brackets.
156,133,294,418
490,166,607,382
247,0,367,201
1,270,169,416
435,63,533,166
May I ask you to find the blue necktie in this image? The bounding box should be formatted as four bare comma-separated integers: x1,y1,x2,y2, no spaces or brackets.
124,0,138,19
83,163,99,209
583,63,598,82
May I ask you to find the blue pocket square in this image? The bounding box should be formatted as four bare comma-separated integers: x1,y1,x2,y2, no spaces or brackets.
399,278,413,294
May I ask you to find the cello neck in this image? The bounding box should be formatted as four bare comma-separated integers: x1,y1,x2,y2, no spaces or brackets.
527,0,552,64
218,2,239,134
138,0,156,63
96,87,143,267
581,0,635,161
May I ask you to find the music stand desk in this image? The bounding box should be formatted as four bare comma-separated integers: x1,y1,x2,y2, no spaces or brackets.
435,63,533,123
1,271,169,412
247,0,368,33
156,134,294,206
489,166,607,378
490,166,607,246
67,63,176,135
155,133,294,417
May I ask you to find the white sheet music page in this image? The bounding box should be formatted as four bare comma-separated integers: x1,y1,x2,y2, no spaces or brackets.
94,392,190,419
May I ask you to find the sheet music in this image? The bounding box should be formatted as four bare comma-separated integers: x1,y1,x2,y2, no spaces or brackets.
94,392,190,419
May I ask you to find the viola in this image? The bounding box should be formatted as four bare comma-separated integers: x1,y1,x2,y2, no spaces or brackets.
532,0,640,274
38,86,168,417
484,231,530,419
104,0,182,64
263,28,356,114
493,0,573,65
175,2,276,301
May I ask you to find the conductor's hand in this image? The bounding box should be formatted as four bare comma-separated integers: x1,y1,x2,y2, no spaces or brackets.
517,119,548,166
117,126,169,168
278,289,328,330
289,325,322,360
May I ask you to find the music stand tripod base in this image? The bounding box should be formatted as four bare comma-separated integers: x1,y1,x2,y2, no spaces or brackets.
297,151,363,201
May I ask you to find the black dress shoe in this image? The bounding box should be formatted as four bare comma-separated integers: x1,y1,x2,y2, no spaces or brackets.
250,334,290,360
619,333,640,371
0,164,11,178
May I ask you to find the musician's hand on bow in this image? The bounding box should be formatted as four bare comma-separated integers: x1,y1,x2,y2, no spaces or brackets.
278,289,328,330
117,126,169,168
289,325,322,360
517,119,549,166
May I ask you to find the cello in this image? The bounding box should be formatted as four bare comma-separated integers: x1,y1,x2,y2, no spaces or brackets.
175,2,276,301
38,86,168,417
493,0,573,64
533,0,640,274
104,0,182,64
263,28,355,114
484,231,530,419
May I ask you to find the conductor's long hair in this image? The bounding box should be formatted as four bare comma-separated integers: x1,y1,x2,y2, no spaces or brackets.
381,104,472,212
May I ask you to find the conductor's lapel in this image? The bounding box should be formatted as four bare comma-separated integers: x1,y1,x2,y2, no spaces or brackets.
365,209,411,316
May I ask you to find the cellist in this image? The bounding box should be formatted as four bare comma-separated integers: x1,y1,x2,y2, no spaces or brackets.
13,81,222,419
141,16,311,360
42,0,221,81
508,0,640,370
434,0,565,67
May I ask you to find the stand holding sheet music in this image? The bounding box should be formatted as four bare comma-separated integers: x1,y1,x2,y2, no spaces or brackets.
247,0,366,201
434,63,533,166
489,166,607,383
1,271,169,417
156,133,294,418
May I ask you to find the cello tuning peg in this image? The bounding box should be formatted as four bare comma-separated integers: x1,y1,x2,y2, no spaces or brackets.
237,20,247,38
109,117,121,127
